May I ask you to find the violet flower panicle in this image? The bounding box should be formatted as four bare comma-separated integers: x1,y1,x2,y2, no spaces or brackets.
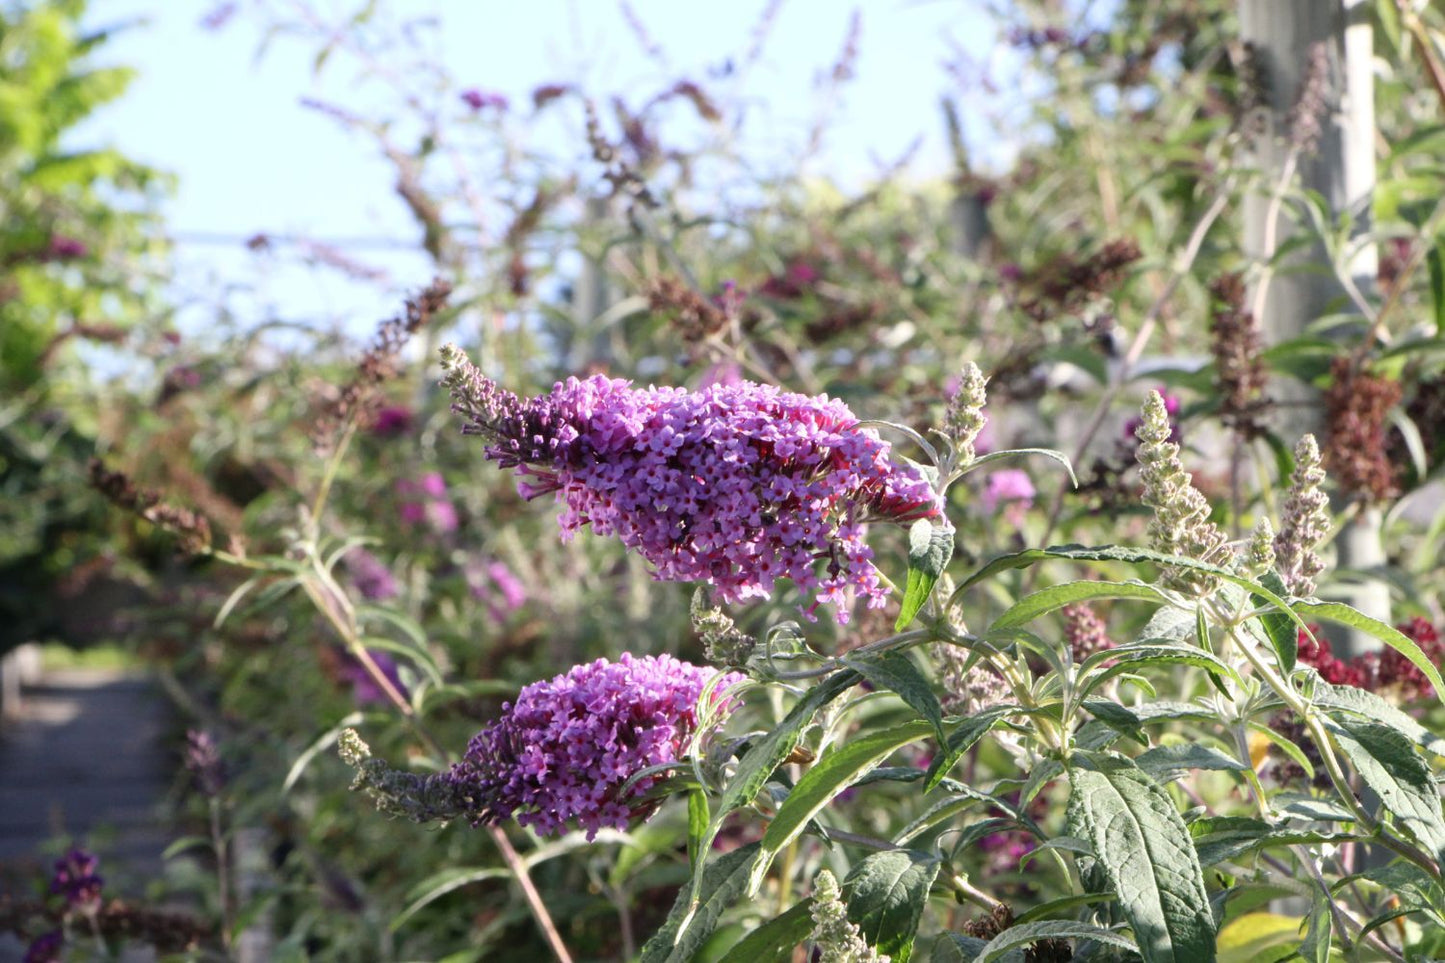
445,654,743,839
439,346,940,622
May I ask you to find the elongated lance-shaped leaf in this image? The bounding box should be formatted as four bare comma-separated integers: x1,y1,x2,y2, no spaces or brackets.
844,650,946,742
687,789,708,867
1013,891,1120,925
963,446,1078,487
989,580,1167,632
1075,645,1237,703
1248,571,1297,672
1187,815,1364,867
1300,889,1332,963
671,670,860,954
1312,682,1445,758
953,547,1296,634
1246,722,1316,780
899,785,1018,845
641,843,762,963
897,520,955,630
1295,601,1445,708
749,720,936,895
1136,744,1246,783
391,866,510,932
976,919,1138,963
925,705,1013,790
844,849,942,963
1214,912,1300,963
1067,752,1216,963
715,901,815,963
931,932,996,962
1346,862,1445,925
1326,715,1445,867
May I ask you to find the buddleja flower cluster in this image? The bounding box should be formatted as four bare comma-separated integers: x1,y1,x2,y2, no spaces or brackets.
447,654,743,839
441,344,939,620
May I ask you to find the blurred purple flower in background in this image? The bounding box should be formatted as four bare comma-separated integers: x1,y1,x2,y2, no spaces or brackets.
980,828,1036,876
468,556,527,619
50,848,103,912
447,654,743,839
981,469,1035,526
340,648,409,707
697,361,743,389
184,729,226,798
460,88,508,112
370,405,414,437
397,473,458,534
347,548,399,601
46,235,88,260
23,931,63,963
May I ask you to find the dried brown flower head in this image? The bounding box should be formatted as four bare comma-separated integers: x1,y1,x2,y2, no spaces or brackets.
584,99,659,209
88,459,212,555
1323,357,1401,503
1019,239,1141,321
312,278,453,452
1208,272,1270,439
646,276,728,344
1288,43,1330,154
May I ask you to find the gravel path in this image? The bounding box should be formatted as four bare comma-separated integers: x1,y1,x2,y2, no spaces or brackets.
0,667,175,961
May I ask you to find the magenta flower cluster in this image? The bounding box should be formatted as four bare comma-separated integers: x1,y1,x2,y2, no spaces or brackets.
444,358,940,621
448,654,743,840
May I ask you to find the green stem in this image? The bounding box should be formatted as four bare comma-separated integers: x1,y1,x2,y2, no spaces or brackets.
1226,620,1443,883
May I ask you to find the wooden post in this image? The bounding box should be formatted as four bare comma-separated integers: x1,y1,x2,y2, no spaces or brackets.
1240,0,1389,654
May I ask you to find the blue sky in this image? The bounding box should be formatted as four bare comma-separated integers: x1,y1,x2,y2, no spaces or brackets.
79,1,1003,335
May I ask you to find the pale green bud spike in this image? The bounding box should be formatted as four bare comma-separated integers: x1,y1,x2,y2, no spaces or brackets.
943,362,989,467
1274,434,1331,596
1246,517,1277,577
1135,391,1233,595
809,870,891,963
337,728,372,767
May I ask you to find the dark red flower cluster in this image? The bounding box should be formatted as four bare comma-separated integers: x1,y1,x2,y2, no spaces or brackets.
1296,618,1443,702
1296,625,1366,688
1372,616,1443,703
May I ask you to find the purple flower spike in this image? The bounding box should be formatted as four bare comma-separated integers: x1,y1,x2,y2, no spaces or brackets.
447,654,743,840
50,848,103,912
441,348,941,622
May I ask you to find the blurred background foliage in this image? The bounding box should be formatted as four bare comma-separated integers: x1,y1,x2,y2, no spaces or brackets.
4,0,1445,959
